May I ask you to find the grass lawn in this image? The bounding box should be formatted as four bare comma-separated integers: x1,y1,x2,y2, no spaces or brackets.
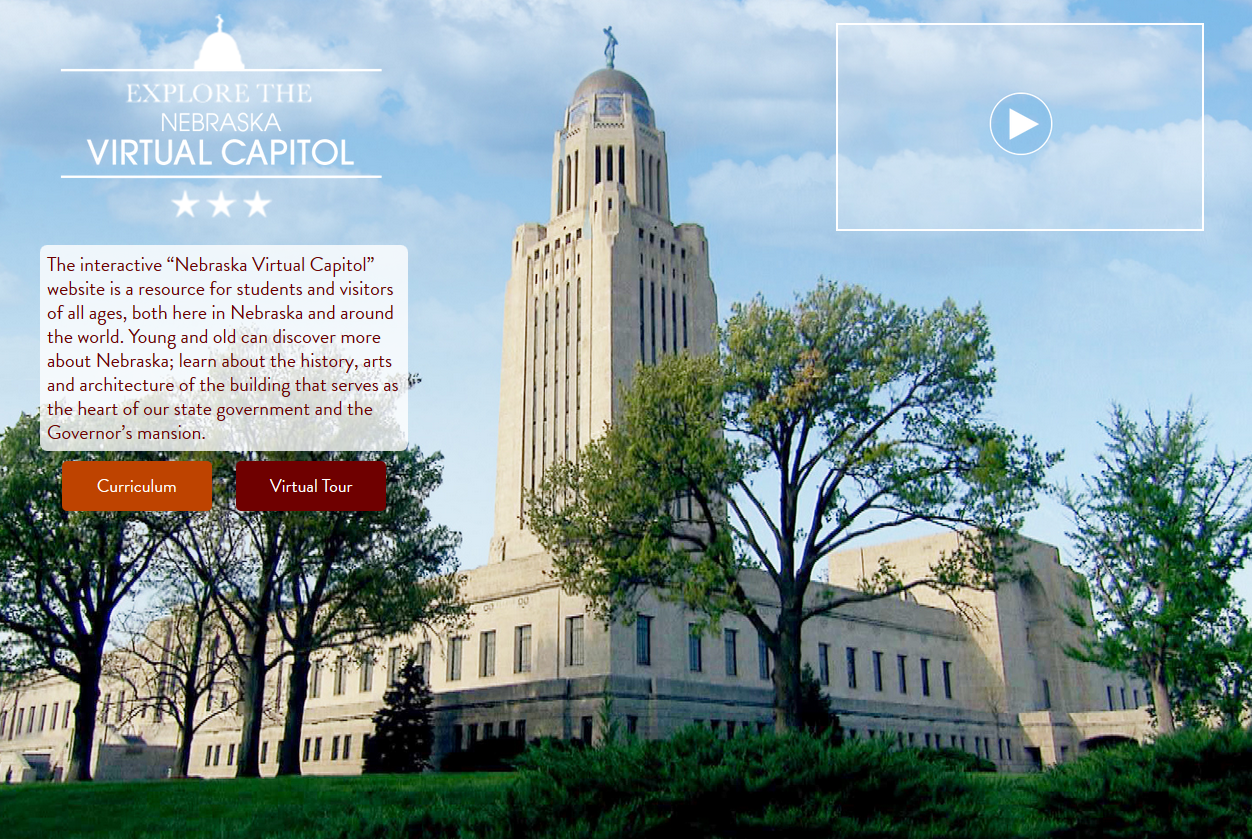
0,772,515,839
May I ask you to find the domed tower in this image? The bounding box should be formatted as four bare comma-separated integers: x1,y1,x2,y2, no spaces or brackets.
489,55,718,563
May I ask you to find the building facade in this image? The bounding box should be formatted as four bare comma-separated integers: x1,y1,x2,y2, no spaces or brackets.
0,64,1151,783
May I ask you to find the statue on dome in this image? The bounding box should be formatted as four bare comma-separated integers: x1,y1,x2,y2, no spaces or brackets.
603,26,618,69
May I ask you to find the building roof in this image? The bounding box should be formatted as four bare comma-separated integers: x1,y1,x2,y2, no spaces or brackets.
571,68,648,106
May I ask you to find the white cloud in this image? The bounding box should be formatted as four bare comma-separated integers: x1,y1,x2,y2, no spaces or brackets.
1225,25,1252,72
689,116,1222,234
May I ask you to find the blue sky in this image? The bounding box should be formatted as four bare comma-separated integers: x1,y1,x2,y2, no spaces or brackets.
1,0,1250,610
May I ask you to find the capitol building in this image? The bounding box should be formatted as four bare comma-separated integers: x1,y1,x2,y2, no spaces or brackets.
0,61,1151,783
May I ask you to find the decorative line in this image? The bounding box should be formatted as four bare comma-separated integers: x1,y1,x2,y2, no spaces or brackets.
61,175,381,180
62,68,381,73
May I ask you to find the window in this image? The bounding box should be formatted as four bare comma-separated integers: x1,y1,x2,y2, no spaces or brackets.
758,635,770,680
227,743,235,766
388,645,402,686
873,652,884,692
484,722,494,739
452,725,463,751
921,658,931,697
303,738,311,762
334,656,347,696
310,660,322,699
724,628,738,676
636,616,652,666
343,735,352,760
38,705,46,732
468,724,478,746
942,661,953,700
419,641,432,684
515,625,533,673
261,740,268,764
1133,688,1140,707
63,702,70,729
846,647,858,690
897,655,908,694
314,737,322,761
688,624,703,672
101,693,110,722
480,631,497,677
500,721,510,738
205,745,212,767
1043,679,1052,710
1121,686,1127,710
581,716,594,744
516,720,526,741
1107,685,1115,711
332,735,340,760
360,651,374,692
214,744,221,766
448,636,464,681
818,643,830,686
566,616,585,666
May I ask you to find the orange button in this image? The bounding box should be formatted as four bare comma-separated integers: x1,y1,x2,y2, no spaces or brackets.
62,461,212,511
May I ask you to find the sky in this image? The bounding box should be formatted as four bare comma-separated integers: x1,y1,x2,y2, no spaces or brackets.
1,0,1250,611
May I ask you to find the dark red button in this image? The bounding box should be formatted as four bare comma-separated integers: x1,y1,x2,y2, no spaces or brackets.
235,461,386,511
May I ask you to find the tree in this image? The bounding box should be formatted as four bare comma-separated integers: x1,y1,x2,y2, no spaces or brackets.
1060,406,1252,733
798,663,843,740
1172,602,1252,729
362,658,434,773
0,414,166,780
168,450,295,779
273,448,462,776
110,508,239,778
528,282,1053,731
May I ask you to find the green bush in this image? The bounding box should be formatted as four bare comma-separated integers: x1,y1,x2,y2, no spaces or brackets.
1027,726,1252,839
911,746,996,773
484,726,1012,839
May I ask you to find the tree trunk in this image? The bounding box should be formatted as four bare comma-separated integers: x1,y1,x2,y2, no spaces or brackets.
772,606,803,733
277,652,311,776
234,622,269,778
67,669,101,782
173,689,198,778
1150,667,1175,734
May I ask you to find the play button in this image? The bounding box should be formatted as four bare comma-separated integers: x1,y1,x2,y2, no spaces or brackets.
990,93,1052,155
1008,109,1038,140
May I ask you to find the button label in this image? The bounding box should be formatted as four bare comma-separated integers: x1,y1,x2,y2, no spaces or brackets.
236,460,386,511
62,461,212,511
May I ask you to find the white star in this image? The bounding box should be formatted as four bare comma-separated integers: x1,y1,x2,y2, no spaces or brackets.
208,191,235,217
172,191,198,217
244,190,272,217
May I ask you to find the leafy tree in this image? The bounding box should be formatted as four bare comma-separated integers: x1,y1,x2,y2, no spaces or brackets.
362,657,434,773
273,448,462,776
528,282,1053,731
0,414,165,780
1173,603,1252,729
1061,406,1252,733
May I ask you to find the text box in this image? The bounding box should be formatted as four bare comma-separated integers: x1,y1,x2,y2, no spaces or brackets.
40,245,409,451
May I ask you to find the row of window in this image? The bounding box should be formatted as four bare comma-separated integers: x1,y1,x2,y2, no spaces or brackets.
639,278,688,365
202,733,357,768
451,718,529,751
3,700,72,740
848,728,1007,761
639,620,958,703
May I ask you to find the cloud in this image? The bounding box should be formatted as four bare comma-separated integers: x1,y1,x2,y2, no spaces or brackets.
1225,25,1252,72
688,115,1232,235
